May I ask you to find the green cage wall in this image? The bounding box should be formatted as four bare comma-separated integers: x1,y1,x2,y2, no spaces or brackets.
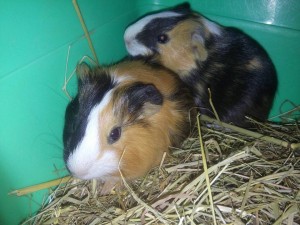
1,0,299,224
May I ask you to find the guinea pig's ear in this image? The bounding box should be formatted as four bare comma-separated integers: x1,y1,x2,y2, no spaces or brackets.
126,83,163,119
191,28,208,61
76,62,92,89
172,2,191,14
76,62,91,78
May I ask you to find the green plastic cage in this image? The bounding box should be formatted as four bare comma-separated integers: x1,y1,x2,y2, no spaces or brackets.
1,0,299,224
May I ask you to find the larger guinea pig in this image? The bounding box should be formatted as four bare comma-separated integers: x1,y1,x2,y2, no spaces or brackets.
63,58,195,191
124,3,278,127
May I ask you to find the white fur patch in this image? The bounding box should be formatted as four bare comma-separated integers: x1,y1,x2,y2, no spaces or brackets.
125,39,152,56
202,18,221,36
66,90,119,180
124,11,182,56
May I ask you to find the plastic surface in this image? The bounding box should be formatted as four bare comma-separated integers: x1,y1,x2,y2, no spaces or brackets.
0,0,299,224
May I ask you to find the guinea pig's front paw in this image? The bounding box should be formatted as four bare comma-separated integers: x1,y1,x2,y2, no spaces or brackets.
100,180,119,195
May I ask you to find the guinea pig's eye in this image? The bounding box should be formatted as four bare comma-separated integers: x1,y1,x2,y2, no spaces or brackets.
157,34,169,44
108,127,122,144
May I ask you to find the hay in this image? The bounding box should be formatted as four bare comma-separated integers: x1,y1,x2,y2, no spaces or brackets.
22,115,300,225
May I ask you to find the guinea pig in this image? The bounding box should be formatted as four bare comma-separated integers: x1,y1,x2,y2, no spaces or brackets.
124,3,278,127
63,58,195,191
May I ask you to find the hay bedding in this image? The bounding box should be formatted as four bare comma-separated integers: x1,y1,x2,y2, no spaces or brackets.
23,115,300,225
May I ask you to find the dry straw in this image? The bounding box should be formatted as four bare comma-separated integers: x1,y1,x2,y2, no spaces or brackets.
18,113,300,225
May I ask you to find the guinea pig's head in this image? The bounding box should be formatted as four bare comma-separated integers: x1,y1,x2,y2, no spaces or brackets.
124,3,222,75
63,60,194,182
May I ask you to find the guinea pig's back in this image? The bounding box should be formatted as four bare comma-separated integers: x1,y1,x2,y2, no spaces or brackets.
222,28,277,117
110,60,180,93
188,27,278,125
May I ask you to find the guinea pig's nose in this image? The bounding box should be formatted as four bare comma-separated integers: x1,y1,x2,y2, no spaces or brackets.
66,163,89,179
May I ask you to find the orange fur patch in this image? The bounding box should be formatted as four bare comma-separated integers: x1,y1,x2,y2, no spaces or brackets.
154,19,208,77
110,61,179,96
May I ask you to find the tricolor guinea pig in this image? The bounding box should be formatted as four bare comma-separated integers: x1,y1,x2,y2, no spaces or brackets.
124,3,278,127
63,58,195,189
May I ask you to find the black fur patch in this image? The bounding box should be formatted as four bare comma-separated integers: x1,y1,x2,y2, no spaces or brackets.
136,15,188,53
171,2,191,14
123,82,163,121
127,83,163,110
184,27,277,126
63,70,115,162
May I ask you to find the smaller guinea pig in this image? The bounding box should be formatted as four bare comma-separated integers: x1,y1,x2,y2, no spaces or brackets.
63,58,195,190
124,3,278,127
